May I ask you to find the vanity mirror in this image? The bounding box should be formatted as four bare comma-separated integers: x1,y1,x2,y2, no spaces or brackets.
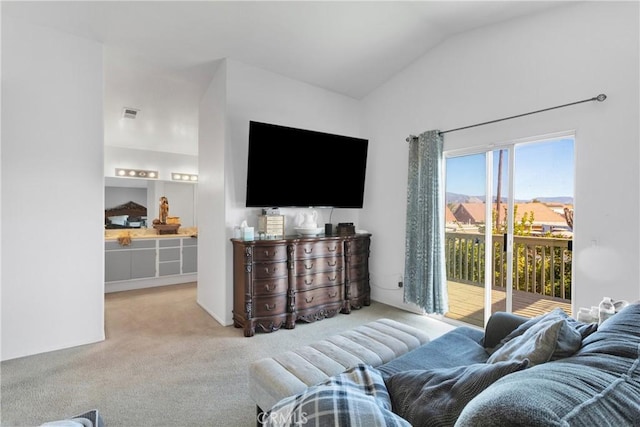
105,176,197,229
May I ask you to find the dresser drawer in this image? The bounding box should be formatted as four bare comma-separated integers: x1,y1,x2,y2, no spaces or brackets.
253,261,288,279
296,286,343,311
295,270,344,289
346,238,370,254
296,241,343,259
253,295,287,318
294,256,343,275
347,253,369,267
252,245,288,262
349,280,367,299
253,277,288,296
348,266,368,282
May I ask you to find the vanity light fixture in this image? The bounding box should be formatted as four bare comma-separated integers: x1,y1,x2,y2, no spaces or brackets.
172,173,198,182
115,168,158,179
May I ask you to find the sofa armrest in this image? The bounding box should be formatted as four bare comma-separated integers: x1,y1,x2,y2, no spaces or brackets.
483,312,528,349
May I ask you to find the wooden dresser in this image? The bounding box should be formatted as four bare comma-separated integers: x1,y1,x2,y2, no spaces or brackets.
343,236,371,312
232,233,371,337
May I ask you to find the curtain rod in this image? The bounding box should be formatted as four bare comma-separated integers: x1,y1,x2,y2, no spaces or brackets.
406,94,607,141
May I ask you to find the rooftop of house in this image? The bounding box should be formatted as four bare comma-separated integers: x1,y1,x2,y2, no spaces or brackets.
451,202,569,225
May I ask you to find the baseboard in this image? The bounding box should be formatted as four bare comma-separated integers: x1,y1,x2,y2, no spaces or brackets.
370,297,425,315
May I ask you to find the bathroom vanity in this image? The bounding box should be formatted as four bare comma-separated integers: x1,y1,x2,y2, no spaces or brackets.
104,233,197,293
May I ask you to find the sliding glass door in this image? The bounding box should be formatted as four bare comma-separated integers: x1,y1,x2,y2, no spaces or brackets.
444,153,488,326
445,136,574,326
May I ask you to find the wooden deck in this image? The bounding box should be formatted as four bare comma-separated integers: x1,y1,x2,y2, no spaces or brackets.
445,280,572,327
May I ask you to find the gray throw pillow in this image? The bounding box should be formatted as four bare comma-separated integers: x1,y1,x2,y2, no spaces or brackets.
487,316,581,365
384,360,529,427
489,308,588,360
498,308,596,345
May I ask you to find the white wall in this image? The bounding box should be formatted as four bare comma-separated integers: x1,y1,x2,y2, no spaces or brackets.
103,47,202,156
198,59,364,325
1,20,105,360
362,2,640,313
225,59,364,234
197,61,228,325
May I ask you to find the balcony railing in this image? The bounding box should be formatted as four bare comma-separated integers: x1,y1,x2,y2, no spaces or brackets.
445,232,572,301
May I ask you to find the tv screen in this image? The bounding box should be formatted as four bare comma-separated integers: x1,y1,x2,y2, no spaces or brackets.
246,121,368,208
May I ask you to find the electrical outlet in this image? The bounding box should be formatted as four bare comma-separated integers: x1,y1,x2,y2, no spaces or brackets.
398,281,403,288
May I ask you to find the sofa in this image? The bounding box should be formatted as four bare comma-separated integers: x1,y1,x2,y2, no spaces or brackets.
263,302,640,426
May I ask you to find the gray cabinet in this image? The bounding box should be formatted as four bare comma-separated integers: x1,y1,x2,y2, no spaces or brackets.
105,250,132,282
183,238,198,274
159,239,181,276
131,250,157,279
105,237,198,284
105,240,156,282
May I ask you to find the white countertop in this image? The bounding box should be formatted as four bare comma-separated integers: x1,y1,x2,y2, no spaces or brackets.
105,227,197,241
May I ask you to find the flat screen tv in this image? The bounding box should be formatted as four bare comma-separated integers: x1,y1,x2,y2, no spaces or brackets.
246,121,368,208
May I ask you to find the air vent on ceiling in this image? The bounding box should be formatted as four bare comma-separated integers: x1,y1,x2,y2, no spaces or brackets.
122,107,140,119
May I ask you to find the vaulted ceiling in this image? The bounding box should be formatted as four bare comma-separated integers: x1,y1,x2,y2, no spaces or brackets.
2,1,568,155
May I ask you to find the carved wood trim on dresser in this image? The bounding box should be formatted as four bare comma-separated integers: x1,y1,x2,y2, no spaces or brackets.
343,234,371,313
231,233,371,337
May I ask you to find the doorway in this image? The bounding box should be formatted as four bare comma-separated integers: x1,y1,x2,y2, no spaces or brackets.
444,135,575,327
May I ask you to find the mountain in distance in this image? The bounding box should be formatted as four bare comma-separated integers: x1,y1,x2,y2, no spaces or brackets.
446,192,480,204
446,192,573,205
532,196,574,204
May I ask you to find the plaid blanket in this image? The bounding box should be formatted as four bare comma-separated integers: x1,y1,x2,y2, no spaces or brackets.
263,364,410,427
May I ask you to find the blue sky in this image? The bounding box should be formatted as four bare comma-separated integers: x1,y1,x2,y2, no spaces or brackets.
445,137,574,201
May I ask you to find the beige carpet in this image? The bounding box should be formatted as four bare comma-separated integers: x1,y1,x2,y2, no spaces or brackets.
1,283,455,427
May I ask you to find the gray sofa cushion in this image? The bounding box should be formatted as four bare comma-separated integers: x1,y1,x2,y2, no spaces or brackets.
378,327,486,376
455,302,640,427
492,308,596,349
487,317,581,366
385,359,528,427
482,311,528,349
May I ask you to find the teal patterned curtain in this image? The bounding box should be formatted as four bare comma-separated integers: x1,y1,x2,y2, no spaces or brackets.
404,130,448,314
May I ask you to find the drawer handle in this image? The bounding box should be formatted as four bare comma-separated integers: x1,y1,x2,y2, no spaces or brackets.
265,267,277,274
328,275,336,282
328,291,338,298
304,262,314,270
265,284,275,292
264,250,271,257
304,248,313,254
304,279,314,286
305,296,314,303
327,260,337,267
265,303,276,311
328,246,337,252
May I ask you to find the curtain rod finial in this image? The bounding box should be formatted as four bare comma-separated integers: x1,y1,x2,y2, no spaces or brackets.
596,94,607,102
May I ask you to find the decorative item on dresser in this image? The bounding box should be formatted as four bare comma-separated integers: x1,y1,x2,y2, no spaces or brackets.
257,214,285,238
231,233,371,337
